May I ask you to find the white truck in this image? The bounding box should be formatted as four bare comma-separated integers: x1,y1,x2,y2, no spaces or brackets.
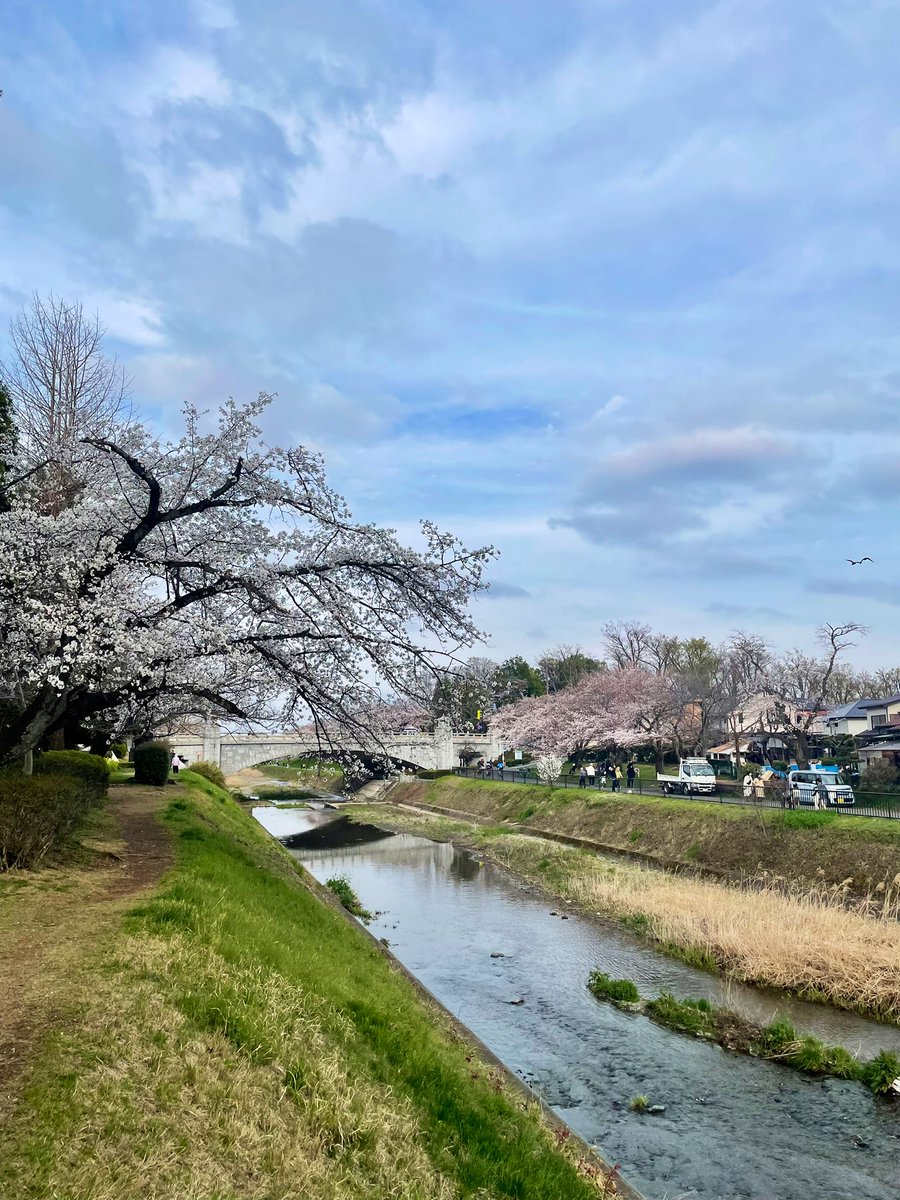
657,758,717,795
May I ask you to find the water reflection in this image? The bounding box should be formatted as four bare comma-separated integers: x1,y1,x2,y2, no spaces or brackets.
253,806,900,1200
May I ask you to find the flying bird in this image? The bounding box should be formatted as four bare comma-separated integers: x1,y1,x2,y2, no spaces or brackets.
847,557,873,565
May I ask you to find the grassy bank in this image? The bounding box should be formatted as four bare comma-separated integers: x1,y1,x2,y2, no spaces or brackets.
390,776,900,898
349,802,900,1022
257,756,344,790
0,772,613,1200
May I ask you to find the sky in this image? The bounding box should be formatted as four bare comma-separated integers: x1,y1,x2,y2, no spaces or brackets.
2,0,899,670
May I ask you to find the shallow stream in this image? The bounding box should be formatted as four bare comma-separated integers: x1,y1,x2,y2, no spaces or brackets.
255,806,900,1200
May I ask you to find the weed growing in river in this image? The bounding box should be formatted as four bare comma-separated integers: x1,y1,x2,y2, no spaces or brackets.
586,973,639,1004
326,874,374,923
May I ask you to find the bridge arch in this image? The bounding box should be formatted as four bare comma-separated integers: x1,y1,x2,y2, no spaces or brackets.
165,724,504,777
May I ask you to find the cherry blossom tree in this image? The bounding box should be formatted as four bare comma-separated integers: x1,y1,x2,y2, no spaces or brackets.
0,395,493,767
492,666,666,758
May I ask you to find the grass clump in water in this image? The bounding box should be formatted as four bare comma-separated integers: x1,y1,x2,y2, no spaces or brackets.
860,1050,900,1095
326,874,374,923
586,972,639,1004
628,1095,648,1113
588,974,900,1098
645,992,714,1037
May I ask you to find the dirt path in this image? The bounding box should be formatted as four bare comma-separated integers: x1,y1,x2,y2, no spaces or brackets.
0,784,173,1112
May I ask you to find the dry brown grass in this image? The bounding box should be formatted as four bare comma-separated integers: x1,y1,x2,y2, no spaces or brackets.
537,847,900,1020
13,936,456,1200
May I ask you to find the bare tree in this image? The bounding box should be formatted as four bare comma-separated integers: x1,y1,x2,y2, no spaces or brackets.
764,623,867,767
537,644,601,692
2,294,132,510
716,631,770,770
601,621,653,668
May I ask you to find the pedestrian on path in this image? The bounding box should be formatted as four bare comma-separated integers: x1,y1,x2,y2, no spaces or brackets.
609,763,619,792
171,752,181,775
626,761,636,792
586,762,596,787
578,765,588,789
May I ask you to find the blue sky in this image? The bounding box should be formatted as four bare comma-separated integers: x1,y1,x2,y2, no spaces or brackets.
2,0,899,668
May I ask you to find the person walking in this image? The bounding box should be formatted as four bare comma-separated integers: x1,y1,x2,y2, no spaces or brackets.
626,761,636,792
615,763,624,791
578,765,588,789
171,752,181,776
586,762,596,787
609,762,619,792
742,771,753,798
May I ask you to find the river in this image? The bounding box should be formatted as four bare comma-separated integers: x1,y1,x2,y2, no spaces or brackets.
255,805,900,1200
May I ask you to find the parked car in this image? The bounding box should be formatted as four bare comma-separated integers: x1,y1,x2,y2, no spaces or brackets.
787,769,855,808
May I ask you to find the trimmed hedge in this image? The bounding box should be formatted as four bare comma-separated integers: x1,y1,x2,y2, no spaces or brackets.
35,750,110,798
188,760,226,789
134,740,172,787
0,772,96,868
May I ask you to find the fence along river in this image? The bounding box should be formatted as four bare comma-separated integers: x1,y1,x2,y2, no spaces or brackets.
255,805,900,1200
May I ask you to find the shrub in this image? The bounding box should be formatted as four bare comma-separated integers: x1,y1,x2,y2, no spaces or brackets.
134,741,172,787
34,750,109,799
326,874,373,923
110,742,128,760
0,771,94,868
587,972,640,1004
860,1050,900,1095
188,760,227,789
417,769,456,779
859,759,899,793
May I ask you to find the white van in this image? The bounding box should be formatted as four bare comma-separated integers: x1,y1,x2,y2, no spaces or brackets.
787,770,855,808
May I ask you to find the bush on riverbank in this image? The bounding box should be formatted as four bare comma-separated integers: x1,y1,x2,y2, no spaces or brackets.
186,760,227,789
34,750,110,799
0,770,100,868
0,776,609,1200
133,740,172,786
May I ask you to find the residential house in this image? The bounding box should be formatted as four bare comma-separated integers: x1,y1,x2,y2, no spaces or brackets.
854,694,900,772
813,700,879,738
856,694,900,732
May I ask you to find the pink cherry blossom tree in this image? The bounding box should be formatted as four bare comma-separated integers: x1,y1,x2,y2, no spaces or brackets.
492,666,675,759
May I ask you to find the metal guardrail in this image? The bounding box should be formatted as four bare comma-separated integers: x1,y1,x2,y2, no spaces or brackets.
452,767,900,820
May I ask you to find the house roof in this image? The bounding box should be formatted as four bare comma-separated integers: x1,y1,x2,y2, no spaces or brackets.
858,741,900,754
858,694,900,709
821,700,878,721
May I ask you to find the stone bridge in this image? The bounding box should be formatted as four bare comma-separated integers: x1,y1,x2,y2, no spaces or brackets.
167,722,504,776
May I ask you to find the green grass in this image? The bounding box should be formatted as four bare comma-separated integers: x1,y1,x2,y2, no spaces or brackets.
258,757,344,790
0,777,603,1199
586,972,640,1004
590,980,900,1096
326,874,374,923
